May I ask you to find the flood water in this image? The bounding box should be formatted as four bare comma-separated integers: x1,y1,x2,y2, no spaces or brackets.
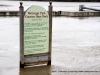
0,16,100,75
0,1,100,75
0,1,100,11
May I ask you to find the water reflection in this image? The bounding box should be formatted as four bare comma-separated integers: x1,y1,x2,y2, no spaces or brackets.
78,17,89,19
20,65,70,75
20,65,51,75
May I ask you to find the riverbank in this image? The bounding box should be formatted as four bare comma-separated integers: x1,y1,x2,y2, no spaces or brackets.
0,1,100,17
0,10,100,17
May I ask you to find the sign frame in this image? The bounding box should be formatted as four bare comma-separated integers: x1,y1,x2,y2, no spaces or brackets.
20,2,52,68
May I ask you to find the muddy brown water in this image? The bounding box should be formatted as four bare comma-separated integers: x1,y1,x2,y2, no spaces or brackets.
0,16,100,75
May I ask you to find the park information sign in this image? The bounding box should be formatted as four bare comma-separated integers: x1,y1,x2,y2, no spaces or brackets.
20,2,52,67
24,6,49,55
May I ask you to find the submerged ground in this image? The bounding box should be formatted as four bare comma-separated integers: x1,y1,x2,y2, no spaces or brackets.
0,16,100,75
0,1,100,75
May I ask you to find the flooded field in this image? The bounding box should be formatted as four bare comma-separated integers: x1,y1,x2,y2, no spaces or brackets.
0,1,100,75
0,16,100,75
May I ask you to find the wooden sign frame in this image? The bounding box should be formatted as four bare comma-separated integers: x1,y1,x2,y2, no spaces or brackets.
20,2,52,68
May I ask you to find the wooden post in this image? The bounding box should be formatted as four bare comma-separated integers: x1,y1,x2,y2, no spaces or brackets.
19,2,24,68
47,2,52,65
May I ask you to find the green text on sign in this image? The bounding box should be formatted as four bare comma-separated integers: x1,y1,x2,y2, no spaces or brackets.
24,6,49,55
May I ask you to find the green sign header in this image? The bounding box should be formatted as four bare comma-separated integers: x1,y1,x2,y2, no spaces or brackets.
24,6,49,55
